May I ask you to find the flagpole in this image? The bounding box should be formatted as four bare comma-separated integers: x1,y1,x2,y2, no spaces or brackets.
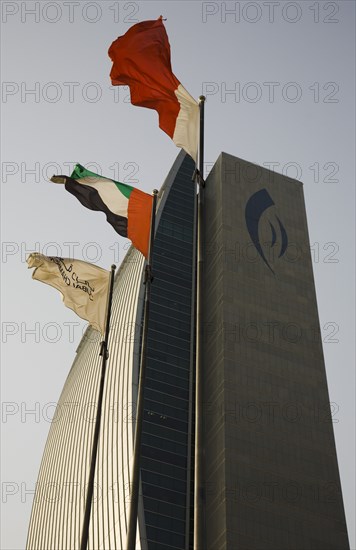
126,189,158,550
194,95,206,550
80,263,116,550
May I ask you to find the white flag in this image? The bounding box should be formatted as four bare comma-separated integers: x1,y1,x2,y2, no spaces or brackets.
27,253,110,335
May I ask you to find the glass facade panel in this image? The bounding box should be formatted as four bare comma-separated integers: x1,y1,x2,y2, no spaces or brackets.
141,154,195,549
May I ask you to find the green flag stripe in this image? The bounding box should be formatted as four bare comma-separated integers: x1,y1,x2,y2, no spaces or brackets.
71,164,133,200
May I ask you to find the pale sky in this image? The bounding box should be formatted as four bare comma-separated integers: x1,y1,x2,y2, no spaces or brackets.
1,1,355,549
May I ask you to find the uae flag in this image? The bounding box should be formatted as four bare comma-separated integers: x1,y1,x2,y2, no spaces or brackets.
52,164,153,257
108,16,199,161
27,253,110,335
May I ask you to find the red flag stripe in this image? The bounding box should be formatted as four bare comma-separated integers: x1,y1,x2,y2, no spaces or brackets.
128,187,153,258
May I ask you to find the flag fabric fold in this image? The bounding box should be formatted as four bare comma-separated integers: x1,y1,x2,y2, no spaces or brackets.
53,164,153,258
108,16,199,161
27,253,110,335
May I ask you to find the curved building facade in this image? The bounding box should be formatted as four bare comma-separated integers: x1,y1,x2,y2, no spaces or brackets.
27,151,196,550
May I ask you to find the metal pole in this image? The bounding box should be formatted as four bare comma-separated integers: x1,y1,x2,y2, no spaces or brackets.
126,190,158,550
194,95,206,550
80,263,116,550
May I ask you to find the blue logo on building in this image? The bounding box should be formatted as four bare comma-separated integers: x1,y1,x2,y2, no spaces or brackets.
245,188,288,273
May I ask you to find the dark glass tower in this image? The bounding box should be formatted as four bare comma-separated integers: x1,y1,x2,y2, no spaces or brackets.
26,151,349,550
140,153,196,549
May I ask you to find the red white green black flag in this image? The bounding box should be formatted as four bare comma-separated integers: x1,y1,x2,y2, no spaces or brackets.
52,164,153,258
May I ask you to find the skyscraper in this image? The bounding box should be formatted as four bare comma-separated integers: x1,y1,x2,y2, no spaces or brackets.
27,151,196,550
27,151,349,550
202,153,349,550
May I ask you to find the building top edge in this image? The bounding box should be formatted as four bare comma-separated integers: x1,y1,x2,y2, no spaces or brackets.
216,151,304,187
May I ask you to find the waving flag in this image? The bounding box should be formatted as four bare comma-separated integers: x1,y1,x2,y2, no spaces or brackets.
52,164,153,258
27,254,110,334
108,16,199,161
